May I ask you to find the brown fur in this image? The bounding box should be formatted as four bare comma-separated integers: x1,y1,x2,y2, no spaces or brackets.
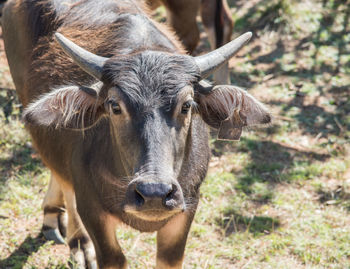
198,85,271,129
3,1,270,268
24,84,105,129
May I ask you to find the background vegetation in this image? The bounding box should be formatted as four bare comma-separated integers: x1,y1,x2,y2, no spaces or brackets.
0,0,349,268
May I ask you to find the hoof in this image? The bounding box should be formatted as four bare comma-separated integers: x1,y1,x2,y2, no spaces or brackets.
69,249,86,269
89,261,98,269
42,227,66,244
68,248,97,269
68,237,96,269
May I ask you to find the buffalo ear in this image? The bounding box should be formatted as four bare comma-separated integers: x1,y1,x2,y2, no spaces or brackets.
196,84,271,140
23,84,105,129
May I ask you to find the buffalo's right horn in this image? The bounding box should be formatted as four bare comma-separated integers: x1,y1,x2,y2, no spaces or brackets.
55,33,108,81
194,32,252,79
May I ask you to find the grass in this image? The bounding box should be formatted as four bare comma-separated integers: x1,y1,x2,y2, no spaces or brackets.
1,0,350,268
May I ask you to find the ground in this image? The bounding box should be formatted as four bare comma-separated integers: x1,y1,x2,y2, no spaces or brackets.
0,0,349,268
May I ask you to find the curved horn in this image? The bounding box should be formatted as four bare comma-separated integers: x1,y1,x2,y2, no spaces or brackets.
55,33,108,80
194,32,252,79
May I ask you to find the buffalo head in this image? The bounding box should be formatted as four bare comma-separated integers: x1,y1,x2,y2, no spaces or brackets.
24,32,271,223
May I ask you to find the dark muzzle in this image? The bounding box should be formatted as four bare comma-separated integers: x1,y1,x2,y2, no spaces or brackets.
124,180,185,219
135,182,180,209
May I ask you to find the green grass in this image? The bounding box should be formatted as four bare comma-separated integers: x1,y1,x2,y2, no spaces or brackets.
1,0,350,268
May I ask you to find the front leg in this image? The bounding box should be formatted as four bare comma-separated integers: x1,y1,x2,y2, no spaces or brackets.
63,185,96,269
75,193,127,269
156,212,195,269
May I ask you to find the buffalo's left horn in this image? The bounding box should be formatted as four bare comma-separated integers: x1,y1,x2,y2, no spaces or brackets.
194,32,252,79
55,33,108,81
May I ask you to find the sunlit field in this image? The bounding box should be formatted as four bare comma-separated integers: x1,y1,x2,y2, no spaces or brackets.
0,0,349,268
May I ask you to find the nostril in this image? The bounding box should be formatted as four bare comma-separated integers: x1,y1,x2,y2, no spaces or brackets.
164,184,178,209
165,184,175,199
134,189,145,207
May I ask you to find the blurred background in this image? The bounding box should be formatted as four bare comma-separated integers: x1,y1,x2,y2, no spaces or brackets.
0,0,349,268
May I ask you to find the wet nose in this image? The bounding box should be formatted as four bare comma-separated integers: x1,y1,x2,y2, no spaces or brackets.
127,182,184,210
136,182,179,209
136,182,171,200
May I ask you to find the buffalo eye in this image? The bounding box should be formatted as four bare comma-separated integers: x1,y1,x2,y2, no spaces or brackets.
181,101,192,114
108,100,121,115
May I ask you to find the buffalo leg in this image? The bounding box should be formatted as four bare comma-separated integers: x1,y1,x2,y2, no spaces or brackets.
156,212,195,269
201,0,234,84
75,193,127,269
162,0,201,53
42,173,67,244
63,186,97,269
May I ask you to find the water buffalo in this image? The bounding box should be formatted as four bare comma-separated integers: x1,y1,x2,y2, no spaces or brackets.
2,0,271,268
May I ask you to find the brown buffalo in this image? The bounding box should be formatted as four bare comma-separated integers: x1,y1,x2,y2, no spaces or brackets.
2,0,271,268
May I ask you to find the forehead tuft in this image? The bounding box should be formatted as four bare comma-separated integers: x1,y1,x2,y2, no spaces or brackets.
102,51,199,109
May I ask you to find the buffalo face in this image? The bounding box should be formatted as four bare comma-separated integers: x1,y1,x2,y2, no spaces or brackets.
24,34,271,224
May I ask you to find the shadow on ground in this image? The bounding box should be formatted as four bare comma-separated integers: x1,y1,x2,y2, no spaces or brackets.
217,210,281,236
228,0,350,139
0,144,42,184
0,87,18,122
0,234,47,269
212,136,331,236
